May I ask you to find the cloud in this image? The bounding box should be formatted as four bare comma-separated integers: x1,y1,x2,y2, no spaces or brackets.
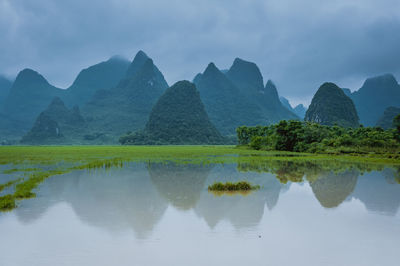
0,0,399,105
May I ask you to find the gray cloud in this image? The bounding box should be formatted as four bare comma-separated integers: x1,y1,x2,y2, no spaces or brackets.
1,0,399,106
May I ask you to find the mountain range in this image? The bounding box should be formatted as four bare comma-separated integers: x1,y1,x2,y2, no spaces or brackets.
1,51,399,144
347,74,400,126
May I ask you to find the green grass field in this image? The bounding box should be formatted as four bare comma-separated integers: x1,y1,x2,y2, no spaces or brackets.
1,145,399,211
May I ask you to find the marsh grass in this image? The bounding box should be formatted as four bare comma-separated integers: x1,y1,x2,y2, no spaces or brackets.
0,145,399,212
208,181,260,191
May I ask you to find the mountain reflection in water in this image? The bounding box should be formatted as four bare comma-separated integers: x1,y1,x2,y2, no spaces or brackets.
11,160,400,238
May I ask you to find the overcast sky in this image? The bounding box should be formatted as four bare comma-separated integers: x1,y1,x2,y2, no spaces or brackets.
1,0,399,106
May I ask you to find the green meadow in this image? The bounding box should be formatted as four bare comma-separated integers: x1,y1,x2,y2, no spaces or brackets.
1,145,399,211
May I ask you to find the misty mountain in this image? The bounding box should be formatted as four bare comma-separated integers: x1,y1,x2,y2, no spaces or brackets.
305,82,359,127
280,96,307,119
0,75,12,107
375,106,400,129
350,74,400,126
194,59,297,135
120,81,224,145
1,69,66,130
21,97,85,144
82,51,169,140
63,56,130,107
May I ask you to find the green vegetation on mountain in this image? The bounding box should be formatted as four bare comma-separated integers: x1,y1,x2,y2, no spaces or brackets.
351,74,400,126
64,56,130,107
237,120,400,154
0,75,12,107
82,51,168,141
1,69,66,129
194,60,297,135
376,107,400,129
119,81,224,144
21,97,85,144
305,82,359,127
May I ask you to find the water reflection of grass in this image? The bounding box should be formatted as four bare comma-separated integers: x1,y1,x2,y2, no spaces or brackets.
209,190,254,197
208,181,260,192
0,145,399,212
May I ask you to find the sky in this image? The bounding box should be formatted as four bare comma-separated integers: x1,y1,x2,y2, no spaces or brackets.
1,0,400,106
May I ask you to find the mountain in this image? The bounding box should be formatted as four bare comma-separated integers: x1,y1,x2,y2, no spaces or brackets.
120,80,224,144
280,96,293,111
1,69,66,131
293,104,307,119
82,51,169,141
0,75,12,107
351,74,400,126
21,97,85,144
225,58,264,93
375,106,400,129
342,88,352,97
279,96,307,119
226,59,297,119
194,63,264,135
64,56,130,107
305,82,359,127
194,60,297,135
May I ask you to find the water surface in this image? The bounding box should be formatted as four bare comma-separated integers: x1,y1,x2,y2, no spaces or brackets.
1,161,399,266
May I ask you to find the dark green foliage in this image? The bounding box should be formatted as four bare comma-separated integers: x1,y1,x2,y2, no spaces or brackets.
394,114,400,140
208,181,260,191
238,120,400,153
21,97,85,144
83,51,169,139
305,82,359,127
351,74,400,126
376,107,400,129
120,81,225,145
64,56,130,107
194,60,297,135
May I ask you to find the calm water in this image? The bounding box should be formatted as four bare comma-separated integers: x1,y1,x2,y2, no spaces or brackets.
1,161,400,266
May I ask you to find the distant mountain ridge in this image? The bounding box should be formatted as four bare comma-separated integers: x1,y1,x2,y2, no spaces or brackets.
349,74,400,126
64,56,130,107
21,97,85,144
375,106,400,129
120,81,224,144
81,51,169,141
279,96,307,119
0,75,12,107
194,59,297,135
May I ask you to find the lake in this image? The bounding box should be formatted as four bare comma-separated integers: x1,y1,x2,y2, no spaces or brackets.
1,157,400,266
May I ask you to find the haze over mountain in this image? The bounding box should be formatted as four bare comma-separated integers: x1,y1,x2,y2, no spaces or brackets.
1,69,66,129
21,97,85,144
280,96,307,119
305,82,359,127
82,51,169,140
375,106,400,129
349,74,400,126
194,59,297,135
63,56,130,107
0,76,12,107
120,81,224,145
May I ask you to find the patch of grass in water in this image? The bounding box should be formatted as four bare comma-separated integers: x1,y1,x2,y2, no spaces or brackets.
2,168,39,174
0,178,22,193
0,195,16,211
208,181,260,192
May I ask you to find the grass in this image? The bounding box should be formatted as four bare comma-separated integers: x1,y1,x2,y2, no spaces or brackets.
0,145,399,212
208,181,260,191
